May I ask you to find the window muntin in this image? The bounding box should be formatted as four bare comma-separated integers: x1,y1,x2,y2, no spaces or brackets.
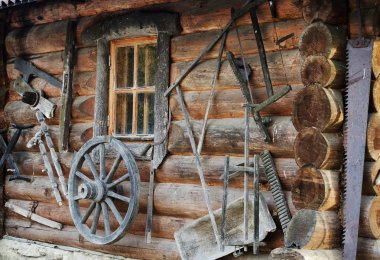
109,36,157,138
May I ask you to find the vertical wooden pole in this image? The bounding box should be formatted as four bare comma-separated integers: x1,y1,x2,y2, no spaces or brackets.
93,38,110,138
59,20,77,152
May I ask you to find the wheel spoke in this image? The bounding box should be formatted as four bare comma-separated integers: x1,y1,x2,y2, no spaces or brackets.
107,173,130,189
73,195,82,201
107,190,130,203
99,144,106,180
101,202,111,236
91,203,101,234
81,201,96,224
75,171,92,183
105,198,123,225
84,153,100,181
104,154,122,183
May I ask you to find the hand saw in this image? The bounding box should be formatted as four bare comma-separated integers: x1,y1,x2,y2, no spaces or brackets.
343,0,374,258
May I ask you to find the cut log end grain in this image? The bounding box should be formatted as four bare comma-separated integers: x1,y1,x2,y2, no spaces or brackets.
367,113,380,160
372,78,380,112
294,127,343,169
301,56,345,88
292,84,343,132
284,210,340,249
359,196,380,239
269,248,342,260
299,22,346,60
373,37,380,78
291,166,339,211
301,0,347,25
370,159,380,195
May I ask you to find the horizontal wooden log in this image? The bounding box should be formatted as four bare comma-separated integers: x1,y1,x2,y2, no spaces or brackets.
171,19,307,62
373,37,380,78
349,8,380,38
294,127,343,169
284,209,340,249
4,96,94,125
8,123,93,152
158,155,298,191
5,217,180,260
367,113,380,160
168,117,297,157
301,0,347,25
7,47,97,80
181,1,303,34
270,248,342,259
170,49,302,90
359,196,380,239
357,237,380,259
291,166,339,211
5,177,297,219
301,56,346,89
6,199,190,240
292,84,344,132
170,85,303,121
298,22,346,60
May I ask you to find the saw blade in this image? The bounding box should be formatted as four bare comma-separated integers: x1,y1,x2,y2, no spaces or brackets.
343,39,373,260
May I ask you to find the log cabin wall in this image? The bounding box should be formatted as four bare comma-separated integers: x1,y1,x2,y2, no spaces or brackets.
0,0,377,259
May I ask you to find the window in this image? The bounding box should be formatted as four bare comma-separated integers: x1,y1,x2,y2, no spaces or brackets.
109,36,157,139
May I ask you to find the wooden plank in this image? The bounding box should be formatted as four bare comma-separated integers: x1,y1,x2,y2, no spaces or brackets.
168,116,297,157
171,19,306,62
170,49,302,90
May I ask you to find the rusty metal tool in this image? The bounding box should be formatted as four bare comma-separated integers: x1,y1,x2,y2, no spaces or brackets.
343,0,374,258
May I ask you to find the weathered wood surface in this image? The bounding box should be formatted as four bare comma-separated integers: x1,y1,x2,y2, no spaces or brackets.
349,8,380,38
294,127,343,170
300,0,347,25
373,37,380,78
291,166,339,211
349,0,380,10
171,19,307,62
180,1,303,34
269,248,342,259
292,84,344,132
8,123,93,152
0,19,7,111
171,49,302,90
372,77,380,113
168,117,297,157
170,85,303,120
7,47,97,80
5,217,180,260
363,162,378,196
301,56,345,89
298,22,346,60
284,210,340,249
5,177,297,219
367,113,380,160
357,237,380,259
4,96,94,125
359,196,380,239
6,199,190,240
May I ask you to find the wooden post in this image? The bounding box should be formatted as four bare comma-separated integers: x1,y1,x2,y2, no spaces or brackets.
284,209,340,249
301,0,347,25
93,38,110,137
59,21,77,152
292,84,343,132
270,248,342,259
291,166,339,211
298,22,346,60
294,127,343,169
301,56,346,89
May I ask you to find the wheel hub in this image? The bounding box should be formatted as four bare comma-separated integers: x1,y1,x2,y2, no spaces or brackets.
78,180,107,202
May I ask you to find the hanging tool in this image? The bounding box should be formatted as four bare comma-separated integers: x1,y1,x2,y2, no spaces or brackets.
260,150,291,233
14,57,62,89
0,124,33,182
343,0,374,258
253,154,260,254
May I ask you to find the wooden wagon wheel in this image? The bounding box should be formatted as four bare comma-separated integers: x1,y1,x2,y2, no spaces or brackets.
68,136,140,244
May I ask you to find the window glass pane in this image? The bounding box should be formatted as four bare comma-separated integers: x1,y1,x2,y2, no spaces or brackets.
137,93,145,134
116,46,134,88
115,93,133,134
148,93,155,134
137,44,157,87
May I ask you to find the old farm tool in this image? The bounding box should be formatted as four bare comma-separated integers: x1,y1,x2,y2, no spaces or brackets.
0,124,33,182
68,136,140,245
343,1,374,258
261,150,291,233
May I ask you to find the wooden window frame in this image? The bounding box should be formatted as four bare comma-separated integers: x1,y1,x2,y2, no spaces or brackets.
82,11,180,167
109,36,157,140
